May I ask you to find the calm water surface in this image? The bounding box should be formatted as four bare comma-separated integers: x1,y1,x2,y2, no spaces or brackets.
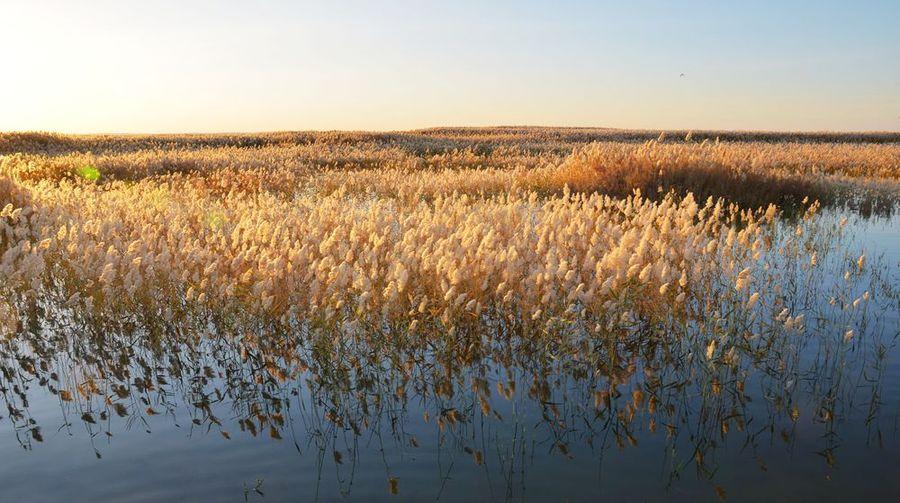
1,211,898,502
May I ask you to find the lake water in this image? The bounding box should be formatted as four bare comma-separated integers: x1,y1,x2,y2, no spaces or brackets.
1,210,898,502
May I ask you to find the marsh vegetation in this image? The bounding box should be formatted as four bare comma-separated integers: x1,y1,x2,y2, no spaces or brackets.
0,128,898,501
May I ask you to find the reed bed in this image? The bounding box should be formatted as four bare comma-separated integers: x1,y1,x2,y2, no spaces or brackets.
1,129,898,499
1,128,897,331
2,141,896,217
1,179,765,329
4,128,900,157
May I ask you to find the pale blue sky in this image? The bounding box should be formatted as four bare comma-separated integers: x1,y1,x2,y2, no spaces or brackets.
1,0,898,132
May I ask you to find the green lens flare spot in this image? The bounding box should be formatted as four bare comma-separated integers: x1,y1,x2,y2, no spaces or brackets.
76,165,101,181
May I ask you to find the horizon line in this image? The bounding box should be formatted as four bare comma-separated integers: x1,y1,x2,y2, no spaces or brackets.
3,125,899,137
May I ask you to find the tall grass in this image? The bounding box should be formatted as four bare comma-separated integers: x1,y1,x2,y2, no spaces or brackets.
550,140,827,209
1,129,897,499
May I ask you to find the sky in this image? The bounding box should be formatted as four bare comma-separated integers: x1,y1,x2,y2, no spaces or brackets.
1,0,898,133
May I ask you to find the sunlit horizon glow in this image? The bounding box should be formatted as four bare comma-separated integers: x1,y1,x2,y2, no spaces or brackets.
2,0,898,134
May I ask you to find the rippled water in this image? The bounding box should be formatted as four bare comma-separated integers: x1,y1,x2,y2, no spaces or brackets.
1,210,898,502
